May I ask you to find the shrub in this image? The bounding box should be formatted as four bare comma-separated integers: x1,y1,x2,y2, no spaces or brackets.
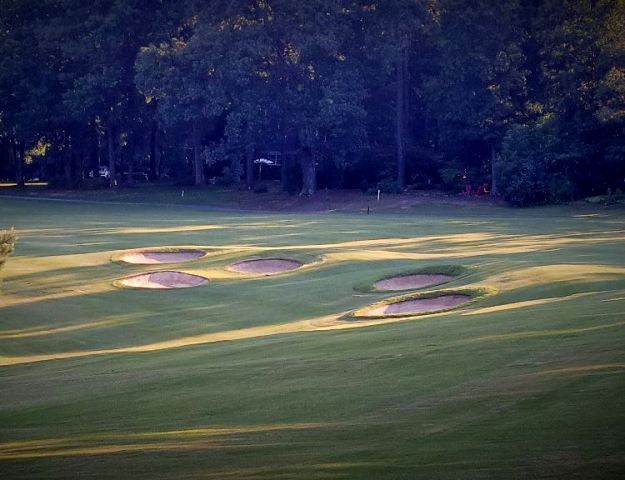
0,228,17,271
439,168,464,191
215,166,237,186
253,183,268,194
48,175,79,189
368,178,402,195
78,177,110,190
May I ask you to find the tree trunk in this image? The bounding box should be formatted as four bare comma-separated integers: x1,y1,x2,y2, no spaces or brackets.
230,155,242,186
299,147,316,195
14,140,24,187
107,124,116,187
127,132,136,187
395,48,406,190
280,129,288,190
490,146,499,197
245,141,254,189
148,124,159,181
89,121,99,176
154,129,161,181
192,119,205,186
64,132,73,187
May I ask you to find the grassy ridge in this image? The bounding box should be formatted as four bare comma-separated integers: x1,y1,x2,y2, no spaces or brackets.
0,198,624,479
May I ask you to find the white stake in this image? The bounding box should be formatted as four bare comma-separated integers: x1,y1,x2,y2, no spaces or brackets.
377,189,380,201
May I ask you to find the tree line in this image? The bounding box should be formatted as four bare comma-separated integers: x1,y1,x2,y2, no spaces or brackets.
1,0,624,205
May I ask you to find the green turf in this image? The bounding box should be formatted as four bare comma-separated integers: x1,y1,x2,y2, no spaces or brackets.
1,197,624,479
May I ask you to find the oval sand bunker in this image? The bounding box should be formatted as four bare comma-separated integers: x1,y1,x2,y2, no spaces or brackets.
229,258,303,275
366,294,470,316
374,274,454,291
118,271,208,289
119,250,206,265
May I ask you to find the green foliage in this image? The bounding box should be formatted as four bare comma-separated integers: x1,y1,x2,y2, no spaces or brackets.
439,168,464,191
0,227,17,271
2,0,625,204
216,167,237,187
368,178,402,195
497,123,578,206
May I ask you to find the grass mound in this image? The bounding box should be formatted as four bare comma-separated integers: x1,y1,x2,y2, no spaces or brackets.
115,248,207,265
228,258,303,275
355,265,467,293
374,273,454,291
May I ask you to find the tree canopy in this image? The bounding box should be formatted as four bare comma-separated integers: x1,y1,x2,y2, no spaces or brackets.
1,0,623,204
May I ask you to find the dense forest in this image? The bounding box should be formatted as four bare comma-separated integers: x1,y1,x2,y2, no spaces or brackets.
0,0,624,205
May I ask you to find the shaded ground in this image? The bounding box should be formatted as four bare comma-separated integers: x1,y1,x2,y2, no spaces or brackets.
0,183,499,213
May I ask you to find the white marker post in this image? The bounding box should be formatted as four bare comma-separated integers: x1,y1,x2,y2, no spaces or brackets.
377,189,380,201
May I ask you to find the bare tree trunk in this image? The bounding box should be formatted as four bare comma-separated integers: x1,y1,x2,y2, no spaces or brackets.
77,145,86,182
395,48,406,190
300,147,316,195
192,119,205,186
149,124,159,181
64,131,73,187
280,127,288,190
107,124,116,187
127,132,136,187
490,146,499,197
14,140,24,187
245,141,254,189
89,120,99,176
230,155,242,187
154,128,161,181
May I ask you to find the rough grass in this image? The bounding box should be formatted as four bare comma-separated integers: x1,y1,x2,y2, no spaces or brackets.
0,197,624,479
0,227,16,271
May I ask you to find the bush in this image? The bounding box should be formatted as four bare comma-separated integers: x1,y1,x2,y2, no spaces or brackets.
496,123,577,206
253,183,268,194
215,166,237,186
78,177,110,190
0,228,17,271
368,178,402,195
48,175,79,189
439,168,464,191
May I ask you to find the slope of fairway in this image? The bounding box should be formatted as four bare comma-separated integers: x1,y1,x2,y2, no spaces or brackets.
1,197,624,479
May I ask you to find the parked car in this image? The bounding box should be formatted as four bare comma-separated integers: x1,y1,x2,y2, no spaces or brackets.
98,166,110,179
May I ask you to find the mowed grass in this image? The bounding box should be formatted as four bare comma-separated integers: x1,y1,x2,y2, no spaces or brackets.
0,197,624,479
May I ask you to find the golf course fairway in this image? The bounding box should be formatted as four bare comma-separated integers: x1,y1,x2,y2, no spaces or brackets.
1,197,624,479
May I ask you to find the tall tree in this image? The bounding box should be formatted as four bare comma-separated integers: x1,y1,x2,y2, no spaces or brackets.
0,0,58,185
424,0,528,194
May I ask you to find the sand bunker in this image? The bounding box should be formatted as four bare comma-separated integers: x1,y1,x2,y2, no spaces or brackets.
119,250,206,265
229,258,303,275
117,271,208,289
366,294,470,316
374,274,454,291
